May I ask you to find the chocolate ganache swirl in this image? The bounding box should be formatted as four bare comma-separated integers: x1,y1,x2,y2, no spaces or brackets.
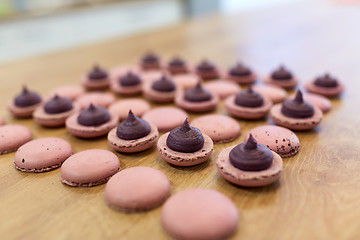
184,82,212,102
119,72,142,87
152,75,176,92
229,62,252,77
44,95,73,114
116,110,151,140
281,90,314,118
88,65,108,80
14,86,42,107
314,73,339,88
234,87,264,108
271,65,293,80
77,104,111,126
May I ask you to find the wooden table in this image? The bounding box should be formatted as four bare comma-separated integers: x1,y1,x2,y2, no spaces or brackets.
1,1,360,239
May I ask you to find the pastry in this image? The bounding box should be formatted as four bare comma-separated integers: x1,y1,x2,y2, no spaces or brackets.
167,56,189,74
252,84,287,103
305,73,344,97
111,71,143,95
49,84,85,100
194,59,220,80
204,80,241,99
226,62,257,84
7,86,42,118
82,65,110,90
76,92,116,109
0,124,32,155
109,98,151,121
143,75,177,103
172,73,199,90
265,65,298,89
142,107,188,132
140,52,162,70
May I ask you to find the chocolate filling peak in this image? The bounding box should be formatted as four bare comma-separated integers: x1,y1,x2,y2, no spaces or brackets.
152,75,176,92
281,90,314,118
234,87,264,108
169,57,185,67
44,94,73,114
142,52,160,65
197,60,216,72
184,81,212,102
77,103,111,126
271,65,293,80
229,62,252,76
229,134,273,171
14,86,42,107
116,110,151,140
166,118,204,153
314,73,339,88
88,65,108,80
119,72,142,87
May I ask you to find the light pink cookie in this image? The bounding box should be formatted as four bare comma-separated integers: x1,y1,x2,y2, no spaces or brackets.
139,70,164,83
14,137,72,172
75,92,116,109
191,114,241,143
252,84,287,104
142,107,188,132
172,73,199,90
105,167,170,212
161,188,238,240
49,85,85,100
301,93,331,113
246,125,300,157
61,149,120,187
203,80,241,99
110,65,141,79
0,125,33,155
0,116,5,126
109,99,151,121
216,146,283,187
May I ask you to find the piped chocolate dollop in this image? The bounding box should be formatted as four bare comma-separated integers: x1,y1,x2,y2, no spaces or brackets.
169,57,185,68
88,65,108,80
281,90,314,118
44,95,73,114
314,73,339,88
229,134,273,171
119,72,142,86
234,87,264,108
77,104,111,126
141,52,160,66
116,110,151,140
229,62,252,76
271,65,293,80
166,119,204,153
197,60,217,72
152,75,176,92
14,86,42,107
184,82,212,102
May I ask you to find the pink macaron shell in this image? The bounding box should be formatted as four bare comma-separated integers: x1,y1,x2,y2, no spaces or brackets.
203,80,241,99
0,116,5,126
75,92,116,109
301,93,332,113
172,73,199,90
175,93,219,113
108,99,151,121
105,167,170,212
33,103,81,127
110,80,143,96
49,85,85,100
110,65,141,79
61,149,120,187
14,137,73,172
139,70,165,83
225,95,272,120
216,146,283,187
264,76,298,90
82,76,110,90
161,188,238,240
305,81,344,98
252,84,287,104
7,101,43,118
191,114,241,143
142,82,176,103
246,125,300,158
142,107,188,132
0,125,33,155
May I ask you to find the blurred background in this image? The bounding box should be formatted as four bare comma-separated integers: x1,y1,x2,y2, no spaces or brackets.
0,0,309,63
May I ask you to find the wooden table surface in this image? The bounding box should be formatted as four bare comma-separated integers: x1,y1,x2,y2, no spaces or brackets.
1,1,360,240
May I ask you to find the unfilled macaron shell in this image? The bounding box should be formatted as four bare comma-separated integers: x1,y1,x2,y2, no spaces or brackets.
203,80,241,99
105,167,170,212
0,116,5,126
108,98,151,121
191,114,241,143
252,84,287,103
0,124,33,155
142,107,188,132
49,85,85,100
161,188,238,240
76,92,116,109
14,137,72,172
61,149,120,187
302,93,332,113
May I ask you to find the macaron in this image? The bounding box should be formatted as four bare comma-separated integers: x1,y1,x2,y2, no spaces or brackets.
305,73,344,98
49,84,85,100
167,56,189,75
108,110,158,153
110,65,141,80
105,167,170,212
264,65,298,90
161,188,238,240
139,70,164,83
139,52,162,70
252,84,287,104
33,95,80,127
191,114,241,144
76,92,116,109
226,62,257,84
172,73,199,90
194,59,220,80
216,134,283,187
0,116,5,126
14,137,73,172
143,75,177,103
270,90,322,131
66,104,118,138
82,65,110,90
302,93,332,113
175,81,219,113
203,80,241,99
225,87,272,120
0,124,33,155
7,86,42,118
246,125,300,157
61,149,120,187
111,71,143,95
109,98,151,121
142,107,188,132
157,119,213,166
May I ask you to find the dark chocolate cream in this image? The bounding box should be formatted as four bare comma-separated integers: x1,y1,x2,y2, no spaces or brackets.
234,87,264,108
314,73,339,88
116,110,151,140
229,62,252,77
169,57,186,68
119,72,142,87
152,75,176,92
229,134,273,171
44,95,73,114
14,86,42,107
166,118,204,153
141,52,160,65
196,60,216,72
271,65,293,80
281,90,314,118
88,65,108,80
184,82,212,102
77,104,111,126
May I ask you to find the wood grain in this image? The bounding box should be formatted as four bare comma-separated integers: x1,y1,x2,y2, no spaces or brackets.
1,1,360,240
